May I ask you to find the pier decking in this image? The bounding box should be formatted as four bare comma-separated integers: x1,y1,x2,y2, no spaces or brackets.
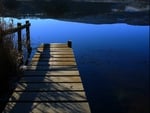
3,43,91,113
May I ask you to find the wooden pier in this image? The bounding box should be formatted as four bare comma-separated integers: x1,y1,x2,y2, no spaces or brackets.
3,42,91,113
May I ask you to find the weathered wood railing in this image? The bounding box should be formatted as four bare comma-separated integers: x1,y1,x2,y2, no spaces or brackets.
0,20,32,65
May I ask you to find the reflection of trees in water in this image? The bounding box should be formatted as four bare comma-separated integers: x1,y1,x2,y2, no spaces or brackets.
0,1,149,25
28,0,71,17
3,0,19,10
43,0,71,17
1,0,113,17
51,0,71,13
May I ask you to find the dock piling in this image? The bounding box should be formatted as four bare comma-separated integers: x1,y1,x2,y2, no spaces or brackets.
67,40,72,48
17,23,22,52
26,20,31,53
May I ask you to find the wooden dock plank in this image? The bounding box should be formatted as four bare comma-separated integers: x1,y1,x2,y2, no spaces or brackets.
19,76,81,83
40,43,68,48
15,83,84,91
26,66,77,71
35,51,74,55
3,102,91,113
29,61,77,66
37,47,73,51
33,54,75,58
9,91,87,102
24,71,79,76
38,47,72,49
31,58,76,62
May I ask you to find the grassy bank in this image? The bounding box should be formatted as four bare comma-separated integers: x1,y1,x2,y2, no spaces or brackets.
0,18,21,112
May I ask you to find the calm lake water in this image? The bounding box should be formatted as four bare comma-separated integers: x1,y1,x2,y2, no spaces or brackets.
4,18,149,113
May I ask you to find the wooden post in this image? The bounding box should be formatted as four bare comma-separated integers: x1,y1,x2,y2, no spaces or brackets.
67,40,72,48
17,23,22,52
26,20,31,53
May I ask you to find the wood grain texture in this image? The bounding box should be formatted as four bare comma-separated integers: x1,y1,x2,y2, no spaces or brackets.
3,102,91,113
15,83,84,91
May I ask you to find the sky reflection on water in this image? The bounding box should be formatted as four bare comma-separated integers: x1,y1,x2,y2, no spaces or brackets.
4,18,149,113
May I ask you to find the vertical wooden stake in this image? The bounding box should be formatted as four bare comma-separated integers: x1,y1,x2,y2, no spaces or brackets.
17,23,22,52
26,20,31,53
68,40,72,48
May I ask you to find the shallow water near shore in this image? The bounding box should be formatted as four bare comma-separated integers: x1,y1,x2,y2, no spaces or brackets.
2,17,149,113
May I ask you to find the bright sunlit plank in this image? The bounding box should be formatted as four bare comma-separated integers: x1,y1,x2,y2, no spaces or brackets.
20,76,81,83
